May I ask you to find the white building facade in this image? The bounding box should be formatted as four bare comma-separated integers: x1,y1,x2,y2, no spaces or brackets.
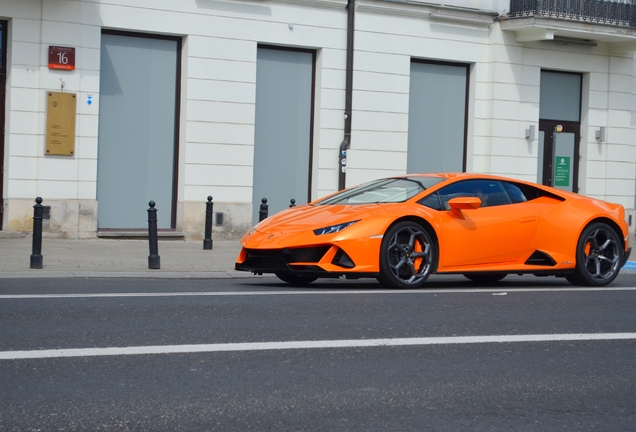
1,0,635,239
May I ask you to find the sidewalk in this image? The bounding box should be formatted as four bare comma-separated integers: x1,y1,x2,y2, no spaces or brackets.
0,236,247,279
0,234,635,279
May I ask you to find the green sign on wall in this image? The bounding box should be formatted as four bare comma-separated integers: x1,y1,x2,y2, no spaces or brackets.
554,156,570,187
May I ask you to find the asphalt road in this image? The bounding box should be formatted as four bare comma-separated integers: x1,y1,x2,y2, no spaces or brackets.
1,274,635,431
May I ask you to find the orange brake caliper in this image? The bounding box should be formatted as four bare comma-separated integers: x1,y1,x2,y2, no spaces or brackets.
414,240,423,270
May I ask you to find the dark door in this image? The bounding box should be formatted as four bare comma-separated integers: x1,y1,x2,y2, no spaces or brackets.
0,21,7,230
538,122,580,193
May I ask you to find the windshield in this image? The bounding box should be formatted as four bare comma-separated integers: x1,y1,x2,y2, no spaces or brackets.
315,177,445,205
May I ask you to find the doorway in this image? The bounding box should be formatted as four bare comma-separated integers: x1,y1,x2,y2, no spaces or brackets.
538,122,580,192
538,71,582,193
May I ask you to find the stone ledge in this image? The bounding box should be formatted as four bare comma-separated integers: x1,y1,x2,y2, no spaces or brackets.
0,231,29,239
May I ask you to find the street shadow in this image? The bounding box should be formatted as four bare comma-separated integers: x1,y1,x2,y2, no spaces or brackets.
239,273,589,291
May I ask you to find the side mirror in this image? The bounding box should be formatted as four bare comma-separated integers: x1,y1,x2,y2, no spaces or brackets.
447,197,482,218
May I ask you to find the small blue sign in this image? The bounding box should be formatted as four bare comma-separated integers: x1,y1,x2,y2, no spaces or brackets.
87,95,93,106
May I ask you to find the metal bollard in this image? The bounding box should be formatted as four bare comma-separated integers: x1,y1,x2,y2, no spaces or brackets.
30,197,44,269
203,196,214,250
289,199,296,208
259,198,269,222
147,201,160,269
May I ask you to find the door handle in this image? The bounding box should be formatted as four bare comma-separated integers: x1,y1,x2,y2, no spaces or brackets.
519,216,536,223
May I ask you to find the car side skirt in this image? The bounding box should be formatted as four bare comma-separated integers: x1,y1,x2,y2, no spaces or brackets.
235,245,579,278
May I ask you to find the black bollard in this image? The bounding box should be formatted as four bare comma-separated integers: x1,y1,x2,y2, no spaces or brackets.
289,199,296,208
203,196,214,250
147,201,160,269
259,198,269,222
30,197,44,269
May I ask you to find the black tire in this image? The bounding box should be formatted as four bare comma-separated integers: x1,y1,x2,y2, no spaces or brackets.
566,222,623,287
378,221,437,289
275,273,317,285
463,273,507,284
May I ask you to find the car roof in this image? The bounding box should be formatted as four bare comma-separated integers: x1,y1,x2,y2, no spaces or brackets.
404,173,493,179
401,172,578,201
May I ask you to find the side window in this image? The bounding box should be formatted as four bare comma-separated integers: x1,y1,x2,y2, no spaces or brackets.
506,181,550,202
502,182,528,204
438,180,512,209
438,180,483,210
419,193,443,210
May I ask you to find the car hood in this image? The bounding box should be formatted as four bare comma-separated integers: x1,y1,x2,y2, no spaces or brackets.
254,203,387,235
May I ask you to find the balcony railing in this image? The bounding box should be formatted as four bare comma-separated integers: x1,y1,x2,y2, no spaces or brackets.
508,0,636,27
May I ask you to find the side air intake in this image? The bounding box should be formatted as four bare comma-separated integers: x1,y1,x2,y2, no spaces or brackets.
525,250,557,266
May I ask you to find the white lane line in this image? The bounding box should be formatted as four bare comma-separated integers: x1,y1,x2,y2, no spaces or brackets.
2,287,636,299
2,333,635,360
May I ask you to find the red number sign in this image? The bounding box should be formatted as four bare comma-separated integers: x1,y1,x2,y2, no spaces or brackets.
48,46,75,70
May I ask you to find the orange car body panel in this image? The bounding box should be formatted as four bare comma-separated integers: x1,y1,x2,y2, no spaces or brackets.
236,173,629,276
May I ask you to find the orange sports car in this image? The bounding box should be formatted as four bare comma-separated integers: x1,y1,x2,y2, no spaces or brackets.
235,173,631,288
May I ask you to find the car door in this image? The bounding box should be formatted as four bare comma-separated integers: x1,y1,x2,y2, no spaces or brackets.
430,180,540,268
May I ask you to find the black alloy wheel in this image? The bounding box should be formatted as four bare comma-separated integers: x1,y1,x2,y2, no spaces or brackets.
378,221,436,289
566,222,622,287
275,273,318,285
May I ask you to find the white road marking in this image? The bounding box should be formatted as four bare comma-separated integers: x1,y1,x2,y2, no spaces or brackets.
1,333,635,360
2,287,636,299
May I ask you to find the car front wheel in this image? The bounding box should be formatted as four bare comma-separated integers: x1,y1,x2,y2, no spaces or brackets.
378,221,437,289
566,222,623,287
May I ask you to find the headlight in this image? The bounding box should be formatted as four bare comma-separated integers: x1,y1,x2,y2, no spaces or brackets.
313,220,359,236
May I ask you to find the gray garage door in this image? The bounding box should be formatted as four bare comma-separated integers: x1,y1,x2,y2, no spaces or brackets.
252,47,314,225
407,61,468,174
97,33,179,229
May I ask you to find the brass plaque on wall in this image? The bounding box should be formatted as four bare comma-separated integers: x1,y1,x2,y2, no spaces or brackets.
45,92,76,156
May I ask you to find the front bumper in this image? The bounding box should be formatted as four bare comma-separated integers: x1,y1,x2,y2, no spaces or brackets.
235,244,361,275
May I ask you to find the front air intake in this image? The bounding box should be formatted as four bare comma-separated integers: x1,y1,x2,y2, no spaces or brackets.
332,249,355,268
282,246,331,263
236,247,331,273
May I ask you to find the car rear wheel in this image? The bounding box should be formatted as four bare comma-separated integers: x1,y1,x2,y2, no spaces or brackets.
566,222,622,287
275,273,317,285
378,221,436,289
463,273,507,284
